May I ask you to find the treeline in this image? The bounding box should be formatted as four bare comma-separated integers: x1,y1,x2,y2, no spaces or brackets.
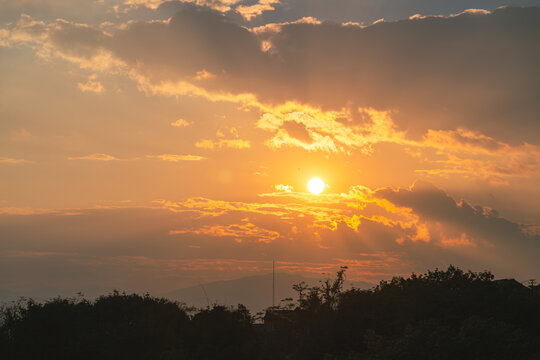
1,266,539,359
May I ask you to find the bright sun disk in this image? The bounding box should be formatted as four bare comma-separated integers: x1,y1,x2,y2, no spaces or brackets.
307,177,325,195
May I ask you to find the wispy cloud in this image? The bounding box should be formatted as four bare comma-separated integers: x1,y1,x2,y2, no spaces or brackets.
0,156,30,164
147,154,205,162
170,221,280,243
68,153,118,161
196,127,251,150
195,139,251,150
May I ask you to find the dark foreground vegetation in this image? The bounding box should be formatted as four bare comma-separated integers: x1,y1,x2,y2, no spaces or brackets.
1,266,539,359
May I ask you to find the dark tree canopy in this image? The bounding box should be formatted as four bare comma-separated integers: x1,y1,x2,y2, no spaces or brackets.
1,266,539,360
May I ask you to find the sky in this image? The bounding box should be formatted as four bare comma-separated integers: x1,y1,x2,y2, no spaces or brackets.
1,0,540,300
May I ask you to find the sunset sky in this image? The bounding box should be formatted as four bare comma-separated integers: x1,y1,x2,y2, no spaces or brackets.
1,0,540,300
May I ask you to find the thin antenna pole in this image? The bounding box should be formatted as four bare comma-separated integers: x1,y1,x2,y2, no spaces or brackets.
272,260,275,308
198,282,210,308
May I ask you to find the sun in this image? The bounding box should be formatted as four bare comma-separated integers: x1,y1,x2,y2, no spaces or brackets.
307,177,325,195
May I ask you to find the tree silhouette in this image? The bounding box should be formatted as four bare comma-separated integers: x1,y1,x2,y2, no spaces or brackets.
1,266,539,360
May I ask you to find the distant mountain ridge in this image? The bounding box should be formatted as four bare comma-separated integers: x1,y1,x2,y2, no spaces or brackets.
163,272,375,313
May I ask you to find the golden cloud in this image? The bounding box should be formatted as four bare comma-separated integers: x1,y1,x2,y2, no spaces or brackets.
257,103,406,154
274,184,293,193
236,0,280,21
155,180,538,261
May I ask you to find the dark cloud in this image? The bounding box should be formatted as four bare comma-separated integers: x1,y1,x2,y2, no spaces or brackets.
376,181,522,239
102,6,540,142
8,6,540,143
111,5,271,82
281,120,312,143
50,20,109,58
262,7,540,141
242,0,540,26
375,181,540,273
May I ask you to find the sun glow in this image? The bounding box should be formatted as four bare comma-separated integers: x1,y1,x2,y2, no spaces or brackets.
307,177,325,195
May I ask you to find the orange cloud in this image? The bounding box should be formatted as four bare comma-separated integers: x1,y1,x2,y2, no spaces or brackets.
170,118,190,127
193,69,215,80
147,154,205,162
154,180,539,262
236,0,280,21
170,221,280,243
0,156,30,164
159,184,421,237
439,233,477,248
195,128,251,150
195,139,251,150
68,153,118,161
77,74,104,93
414,141,540,186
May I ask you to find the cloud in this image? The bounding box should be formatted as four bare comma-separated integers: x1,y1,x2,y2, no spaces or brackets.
5,6,539,141
274,184,293,192
2,181,537,295
170,220,280,243
68,153,118,161
171,118,190,127
0,156,30,164
77,74,104,92
374,181,538,254
2,6,540,187
195,138,251,149
126,7,540,143
412,129,540,185
7,6,538,146
159,181,538,261
68,153,205,162
123,0,245,13
5,9,539,183
0,13,122,72
195,128,251,149
438,233,477,248
124,0,169,10
236,0,280,21
257,104,405,154
147,154,205,161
